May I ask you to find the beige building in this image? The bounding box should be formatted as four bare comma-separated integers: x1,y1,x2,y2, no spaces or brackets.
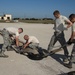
0,14,12,20
0,16,1,20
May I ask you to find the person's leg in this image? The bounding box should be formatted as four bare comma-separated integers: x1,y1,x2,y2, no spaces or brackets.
27,43,39,54
71,44,75,62
67,38,72,45
7,37,13,51
64,59,72,68
0,29,10,57
47,34,57,52
64,44,75,68
42,33,58,57
58,32,69,62
69,44,75,66
29,43,39,50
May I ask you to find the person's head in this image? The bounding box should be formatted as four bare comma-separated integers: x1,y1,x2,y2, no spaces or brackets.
53,10,60,18
18,28,23,34
24,35,29,40
69,14,75,23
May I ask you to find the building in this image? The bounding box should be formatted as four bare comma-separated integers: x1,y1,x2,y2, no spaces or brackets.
0,16,1,20
0,14,12,21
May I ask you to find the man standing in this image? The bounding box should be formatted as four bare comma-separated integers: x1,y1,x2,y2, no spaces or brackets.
47,10,72,62
64,14,75,68
0,27,23,57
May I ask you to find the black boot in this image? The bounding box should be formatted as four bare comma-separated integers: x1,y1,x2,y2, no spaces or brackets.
0,51,8,58
68,71,75,75
42,51,50,58
64,62,72,69
67,38,72,45
63,57,69,63
7,46,13,51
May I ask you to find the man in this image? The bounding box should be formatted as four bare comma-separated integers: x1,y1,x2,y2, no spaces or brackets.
23,35,39,49
64,14,75,68
47,10,72,62
22,35,39,53
0,27,23,57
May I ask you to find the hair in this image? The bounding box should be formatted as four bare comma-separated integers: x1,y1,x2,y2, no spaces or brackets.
19,28,23,32
69,14,75,20
24,35,29,38
53,10,60,15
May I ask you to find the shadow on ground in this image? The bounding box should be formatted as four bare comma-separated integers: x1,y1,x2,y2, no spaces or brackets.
50,54,66,65
0,44,3,49
58,73,67,75
58,71,75,75
50,53,71,69
26,54,44,60
21,48,48,61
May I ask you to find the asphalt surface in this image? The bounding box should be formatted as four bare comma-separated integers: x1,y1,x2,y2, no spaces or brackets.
0,23,75,75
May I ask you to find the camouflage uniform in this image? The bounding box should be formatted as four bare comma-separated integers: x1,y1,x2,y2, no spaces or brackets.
25,43,39,54
29,43,39,50
18,43,39,54
64,43,75,68
1,29,12,52
70,44,75,63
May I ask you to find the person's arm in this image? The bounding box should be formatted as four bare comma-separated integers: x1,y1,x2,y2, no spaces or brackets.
15,32,20,47
64,16,72,28
66,20,72,28
15,36,19,47
24,42,30,49
63,16,72,29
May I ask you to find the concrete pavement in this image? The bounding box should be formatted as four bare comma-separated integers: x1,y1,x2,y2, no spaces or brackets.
0,23,75,75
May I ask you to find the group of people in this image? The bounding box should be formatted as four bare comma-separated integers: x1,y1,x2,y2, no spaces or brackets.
0,10,75,69
0,27,40,58
47,10,75,68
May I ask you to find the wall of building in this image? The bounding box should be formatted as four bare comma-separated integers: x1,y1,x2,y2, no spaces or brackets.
0,14,12,20
0,17,1,20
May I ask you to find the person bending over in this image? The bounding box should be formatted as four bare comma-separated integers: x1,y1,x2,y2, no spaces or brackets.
0,27,23,57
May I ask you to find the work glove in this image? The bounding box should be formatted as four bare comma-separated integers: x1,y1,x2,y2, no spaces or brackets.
67,38,72,45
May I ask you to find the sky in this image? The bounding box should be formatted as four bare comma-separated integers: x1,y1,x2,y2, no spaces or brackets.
0,0,75,18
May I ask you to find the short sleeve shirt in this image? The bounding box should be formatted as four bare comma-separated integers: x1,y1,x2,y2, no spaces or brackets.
54,15,70,32
28,36,39,44
71,22,75,32
5,27,19,37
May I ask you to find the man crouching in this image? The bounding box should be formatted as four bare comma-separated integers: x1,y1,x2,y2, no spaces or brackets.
23,35,39,50
20,35,40,54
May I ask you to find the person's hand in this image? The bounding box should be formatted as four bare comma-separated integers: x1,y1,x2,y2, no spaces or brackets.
15,46,20,50
67,38,72,45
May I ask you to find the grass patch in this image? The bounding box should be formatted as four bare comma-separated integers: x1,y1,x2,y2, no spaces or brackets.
0,19,54,24
19,19,54,24
0,20,14,23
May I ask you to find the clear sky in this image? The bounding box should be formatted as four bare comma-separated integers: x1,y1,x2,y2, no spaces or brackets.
0,0,75,18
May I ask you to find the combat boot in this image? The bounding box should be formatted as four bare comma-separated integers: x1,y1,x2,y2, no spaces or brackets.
7,46,13,51
64,62,72,69
0,51,8,58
